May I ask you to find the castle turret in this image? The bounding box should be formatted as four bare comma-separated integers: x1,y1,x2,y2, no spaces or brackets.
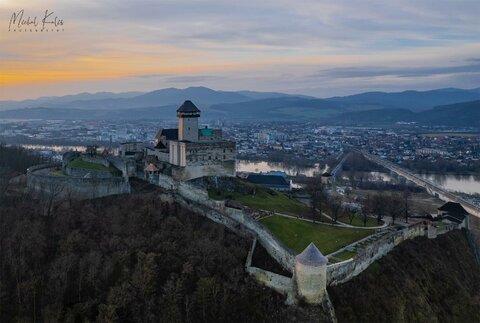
294,242,328,304
177,100,200,142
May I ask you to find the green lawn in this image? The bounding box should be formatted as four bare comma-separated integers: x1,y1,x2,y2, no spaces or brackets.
209,188,310,216
337,214,383,227
51,170,66,177
334,250,357,261
260,215,374,254
68,158,118,174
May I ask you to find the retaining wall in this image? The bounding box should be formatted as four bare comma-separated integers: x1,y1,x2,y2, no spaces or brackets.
27,164,130,200
81,156,110,167
327,222,458,285
65,166,113,178
150,172,296,271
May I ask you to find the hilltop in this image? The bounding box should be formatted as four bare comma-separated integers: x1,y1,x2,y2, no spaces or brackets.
329,230,480,323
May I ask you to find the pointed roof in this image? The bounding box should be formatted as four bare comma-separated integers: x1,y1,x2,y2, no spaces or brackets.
177,100,200,113
144,163,159,172
295,243,328,266
155,128,178,142
438,202,469,215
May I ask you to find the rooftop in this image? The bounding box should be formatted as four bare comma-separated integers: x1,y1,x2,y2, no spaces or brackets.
295,243,328,266
438,202,469,215
177,100,201,113
246,173,290,187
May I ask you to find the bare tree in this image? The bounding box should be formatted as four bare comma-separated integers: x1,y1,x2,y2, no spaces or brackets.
40,180,65,218
329,196,343,224
347,209,356,225
403,190,411,223
0,167,11,202
371,193,387,225
306,177,325,222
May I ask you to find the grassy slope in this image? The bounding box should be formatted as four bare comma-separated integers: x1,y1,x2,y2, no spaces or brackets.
68,158,117,173
329,230,480,323
209,188,310,216
260,215,373,254
336,213,381,227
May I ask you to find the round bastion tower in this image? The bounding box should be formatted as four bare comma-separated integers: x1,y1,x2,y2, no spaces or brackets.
294,242,328,304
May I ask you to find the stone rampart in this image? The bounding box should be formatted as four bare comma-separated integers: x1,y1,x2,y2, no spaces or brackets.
107,156,135,177
65,166,113,178
224,207,295,270
150,173,296,271
327,222,458,286
81,156,110,167
27,164,130,200
246,266,294,297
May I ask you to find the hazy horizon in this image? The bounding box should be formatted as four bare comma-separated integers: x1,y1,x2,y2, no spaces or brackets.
3,85,480,103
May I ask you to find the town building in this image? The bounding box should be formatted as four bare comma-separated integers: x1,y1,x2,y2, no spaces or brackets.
246,173,292,191
436,202,470,227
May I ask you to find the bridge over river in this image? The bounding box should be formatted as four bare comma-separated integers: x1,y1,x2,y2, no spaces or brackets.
355,149,480,219
356,149,480,260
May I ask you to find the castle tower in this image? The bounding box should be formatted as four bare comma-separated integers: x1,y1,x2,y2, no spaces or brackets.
294,242,328,304
177,100,200,142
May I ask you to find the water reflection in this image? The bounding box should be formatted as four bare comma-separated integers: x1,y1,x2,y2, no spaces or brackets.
419,174,480,195
236,160,327,177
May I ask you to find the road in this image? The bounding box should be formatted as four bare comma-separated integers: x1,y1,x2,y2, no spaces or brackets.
356,149,480,219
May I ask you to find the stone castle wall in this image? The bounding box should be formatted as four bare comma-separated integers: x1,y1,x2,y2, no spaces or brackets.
65,166,113,178
81,156,110,167
27,164,130,200
151,173,296,271
107,156,136,177
326,222,459,286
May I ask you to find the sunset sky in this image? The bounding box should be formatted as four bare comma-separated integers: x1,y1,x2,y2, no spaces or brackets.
1,0,480,100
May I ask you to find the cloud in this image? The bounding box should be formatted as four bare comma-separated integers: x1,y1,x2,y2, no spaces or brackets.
1,0,480,99
312,63,480,79
131,73,171,79
165,75,222,83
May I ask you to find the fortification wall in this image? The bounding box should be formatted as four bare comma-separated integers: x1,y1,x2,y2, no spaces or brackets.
327,222,458,286
224,207,295,270
65,166,113,178
151,173,296,271
247,266,293,296
107,156,135,177
81,156,110,167
27,164,130,200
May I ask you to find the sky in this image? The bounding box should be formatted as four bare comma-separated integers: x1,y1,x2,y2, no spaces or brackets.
1,0,480,100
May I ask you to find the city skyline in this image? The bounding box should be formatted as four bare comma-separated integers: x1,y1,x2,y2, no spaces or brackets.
1,0,480,100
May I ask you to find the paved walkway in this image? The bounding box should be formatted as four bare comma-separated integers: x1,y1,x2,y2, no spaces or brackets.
261,210,388,230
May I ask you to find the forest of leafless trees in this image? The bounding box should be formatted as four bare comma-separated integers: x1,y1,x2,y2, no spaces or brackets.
0,145,321,323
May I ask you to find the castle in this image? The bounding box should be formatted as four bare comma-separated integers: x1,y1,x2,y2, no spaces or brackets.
139,100,236,181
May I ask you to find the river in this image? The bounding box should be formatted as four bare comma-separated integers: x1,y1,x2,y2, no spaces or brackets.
236,160,327,177
418,174,480,196
19,146,480,196
237,160,480,196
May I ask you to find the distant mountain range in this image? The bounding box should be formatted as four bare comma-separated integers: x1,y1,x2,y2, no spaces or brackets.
0,86,479,126
328,88,480,112
334,100,480,127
